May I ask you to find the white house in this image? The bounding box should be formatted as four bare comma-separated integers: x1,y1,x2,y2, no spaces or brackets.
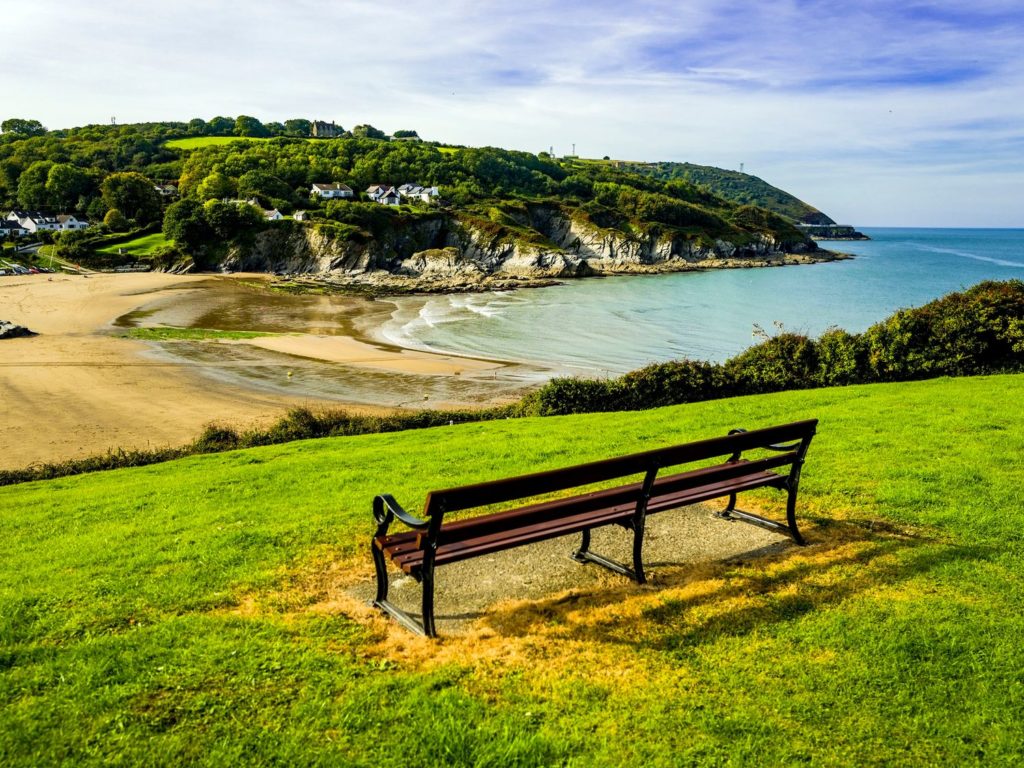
263,209,284,221
311,182,354,199
366,185,401,205
57,214,89,231
294,210,308,222
9,210,60,232
0,220,27,238
397,183,439,204
154,183,178,198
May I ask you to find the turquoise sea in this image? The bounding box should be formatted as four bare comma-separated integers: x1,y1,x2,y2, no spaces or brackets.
378,229,1024,375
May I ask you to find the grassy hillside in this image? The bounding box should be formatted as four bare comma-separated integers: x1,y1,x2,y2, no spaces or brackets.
3,375,1024,765
610,160,833,224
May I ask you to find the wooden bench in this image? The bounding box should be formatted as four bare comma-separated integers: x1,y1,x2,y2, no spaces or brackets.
371,419,817,636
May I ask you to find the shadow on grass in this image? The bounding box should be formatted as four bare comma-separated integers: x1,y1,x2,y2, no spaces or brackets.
476,518,994,652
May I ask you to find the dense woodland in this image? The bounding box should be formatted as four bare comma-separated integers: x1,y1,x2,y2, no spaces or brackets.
0,116,812,265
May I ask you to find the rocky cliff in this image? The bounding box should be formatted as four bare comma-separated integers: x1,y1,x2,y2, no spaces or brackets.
220,204,843,292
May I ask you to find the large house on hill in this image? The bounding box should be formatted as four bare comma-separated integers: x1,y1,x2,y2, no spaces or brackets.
311,120,342,138
310,182,353,199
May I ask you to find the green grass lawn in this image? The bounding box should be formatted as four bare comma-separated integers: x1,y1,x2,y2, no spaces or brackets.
166,136,323,150
3,375,1024,765
96,232,170,257
166,136,271,149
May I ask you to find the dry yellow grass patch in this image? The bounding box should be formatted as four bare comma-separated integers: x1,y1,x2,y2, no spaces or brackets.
221,509,934,687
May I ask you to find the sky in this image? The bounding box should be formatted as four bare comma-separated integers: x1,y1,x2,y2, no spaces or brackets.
4,0,1023,227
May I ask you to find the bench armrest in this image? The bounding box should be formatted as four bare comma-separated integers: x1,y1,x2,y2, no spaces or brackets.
373,494,429,533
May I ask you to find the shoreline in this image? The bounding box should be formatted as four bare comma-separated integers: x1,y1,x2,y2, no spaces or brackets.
285,248,851,297
0,273,534,470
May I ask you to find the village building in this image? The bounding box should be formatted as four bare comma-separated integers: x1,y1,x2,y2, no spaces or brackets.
310,182,354,199
154,183,178,198
0,219,27,238
366,185,401,206
6,210,61,232
56,214,89,231
311,120,342,138
263,209,283,221
397,184,439,203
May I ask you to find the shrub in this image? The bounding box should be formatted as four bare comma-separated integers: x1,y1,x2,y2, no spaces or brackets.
192,424,241,452
816,328,866,386
864,281,1024,381
617,360,733,409
725,333,819,394
103,208,129,232
531,377,620,416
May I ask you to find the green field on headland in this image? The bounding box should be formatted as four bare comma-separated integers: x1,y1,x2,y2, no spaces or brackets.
3,374,1023,765
165,136,279,149
95,232,170,257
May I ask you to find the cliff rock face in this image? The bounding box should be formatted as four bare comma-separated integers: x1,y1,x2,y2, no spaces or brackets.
219,205,834,289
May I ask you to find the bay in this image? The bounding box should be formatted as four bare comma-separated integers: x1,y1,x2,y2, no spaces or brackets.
377,228,1024,375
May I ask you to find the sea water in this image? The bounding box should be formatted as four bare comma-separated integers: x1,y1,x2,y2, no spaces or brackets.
378,229,1024,375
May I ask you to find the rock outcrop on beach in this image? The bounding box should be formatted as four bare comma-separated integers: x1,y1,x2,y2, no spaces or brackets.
0,321,35,339
219,203,846,292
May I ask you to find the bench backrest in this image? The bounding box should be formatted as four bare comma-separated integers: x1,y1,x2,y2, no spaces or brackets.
423,419,818,519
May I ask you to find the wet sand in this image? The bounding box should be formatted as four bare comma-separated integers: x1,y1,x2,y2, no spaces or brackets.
0,273,527,470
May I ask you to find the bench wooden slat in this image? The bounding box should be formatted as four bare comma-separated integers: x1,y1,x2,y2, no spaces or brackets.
645,469,786,514
391,505,637,572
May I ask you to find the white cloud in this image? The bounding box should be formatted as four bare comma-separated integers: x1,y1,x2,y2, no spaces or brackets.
3,0,1022,225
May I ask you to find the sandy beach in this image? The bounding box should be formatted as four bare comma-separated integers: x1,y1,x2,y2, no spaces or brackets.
0,272,519,470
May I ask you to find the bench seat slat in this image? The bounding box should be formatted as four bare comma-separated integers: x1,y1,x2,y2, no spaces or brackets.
393,506,636,572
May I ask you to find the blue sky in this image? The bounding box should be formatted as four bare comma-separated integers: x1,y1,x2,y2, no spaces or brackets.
4,0,1023,226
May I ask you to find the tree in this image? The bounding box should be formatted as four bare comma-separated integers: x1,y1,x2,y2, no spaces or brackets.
17,161,54,209
196,171,235,201
207,116,234,135
284,119,311,137
265,122,286,137
104,208,129,232
53,229,91,261
234,115,269,138
186,118,208,136
45,163,90,210
202,199,262,239
237,170,293,204
1,118,46,137
163,199,212,252
100,172,162,224
351,124,387,140
392,129,420,139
